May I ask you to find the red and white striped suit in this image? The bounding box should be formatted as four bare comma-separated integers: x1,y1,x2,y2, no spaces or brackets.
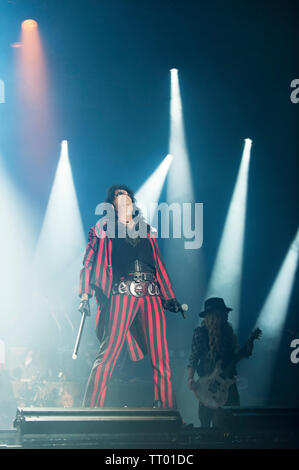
79,218,176,408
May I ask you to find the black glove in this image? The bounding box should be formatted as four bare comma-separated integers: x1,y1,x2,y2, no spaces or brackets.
162,298,181,313
78,299,91,316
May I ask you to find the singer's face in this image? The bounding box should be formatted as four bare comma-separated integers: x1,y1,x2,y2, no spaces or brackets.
113,189,132,213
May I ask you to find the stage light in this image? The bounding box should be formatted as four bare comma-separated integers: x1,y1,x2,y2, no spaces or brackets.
0,153,35,343
255,227,299,339
239,227,299,405
206,138,253,330
167,67,194,204
166,66,204,290
34,140,85,276
18,17,46,99
135,154,173,225
32,141,86,347
164,69,206,429
15,15,53,180
10,42,23,48
22,19,38,30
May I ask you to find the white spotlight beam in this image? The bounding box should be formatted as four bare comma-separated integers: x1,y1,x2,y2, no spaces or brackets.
165,67,205,297
239,227,299,405
206,138,253,329
33,140,86,295
165,70,206,426
167,68,194,204
0,154,35,338
135,154,173,225
255,227,299,338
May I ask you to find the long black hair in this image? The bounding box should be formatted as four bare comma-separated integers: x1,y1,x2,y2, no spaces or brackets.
105,184,136,205
104,184,150,232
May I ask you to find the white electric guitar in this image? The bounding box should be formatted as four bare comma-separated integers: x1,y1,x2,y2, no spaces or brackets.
192,328,262,409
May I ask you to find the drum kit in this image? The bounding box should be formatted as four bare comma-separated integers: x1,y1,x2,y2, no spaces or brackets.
8,347,81,408
11,377,79,407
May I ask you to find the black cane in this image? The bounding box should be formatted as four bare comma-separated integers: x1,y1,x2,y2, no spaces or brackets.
72,311,87,360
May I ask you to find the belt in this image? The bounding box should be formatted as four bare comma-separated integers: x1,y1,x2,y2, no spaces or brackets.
112,279,160,297
127,271,156,282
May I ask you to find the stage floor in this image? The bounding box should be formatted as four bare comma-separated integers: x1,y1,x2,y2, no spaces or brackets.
1,426,299,449
0,406,298,449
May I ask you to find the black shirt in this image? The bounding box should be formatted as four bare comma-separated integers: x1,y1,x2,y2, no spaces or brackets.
111,223,155,281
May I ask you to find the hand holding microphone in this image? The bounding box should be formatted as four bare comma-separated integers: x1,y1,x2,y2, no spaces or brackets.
177,303,188,318
162,298,188,318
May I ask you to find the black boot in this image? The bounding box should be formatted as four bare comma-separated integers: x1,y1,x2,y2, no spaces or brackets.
152,400,163,408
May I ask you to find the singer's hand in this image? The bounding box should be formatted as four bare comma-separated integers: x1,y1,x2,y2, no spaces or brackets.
162,298,181,313
187,378,197,391
170,298,181,313
78,299,91,316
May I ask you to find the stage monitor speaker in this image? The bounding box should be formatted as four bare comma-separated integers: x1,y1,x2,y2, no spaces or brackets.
216,406,299,432
13,407,182,443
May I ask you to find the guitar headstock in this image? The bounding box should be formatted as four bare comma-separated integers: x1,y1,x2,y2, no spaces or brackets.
250,328,262,341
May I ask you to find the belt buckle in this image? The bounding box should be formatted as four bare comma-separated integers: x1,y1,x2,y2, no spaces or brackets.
118,281,128,294
133,272,143,283
148,282,159,296
130,281,147,297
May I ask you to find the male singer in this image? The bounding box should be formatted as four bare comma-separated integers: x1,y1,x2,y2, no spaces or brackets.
79,184,182,408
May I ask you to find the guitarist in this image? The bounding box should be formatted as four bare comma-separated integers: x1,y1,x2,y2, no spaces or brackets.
187,297,253,427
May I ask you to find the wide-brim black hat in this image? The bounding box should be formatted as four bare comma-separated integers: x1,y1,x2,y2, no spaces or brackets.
199,297,232,318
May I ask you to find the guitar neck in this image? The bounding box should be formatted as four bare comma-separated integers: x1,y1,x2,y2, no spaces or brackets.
222,341,252,377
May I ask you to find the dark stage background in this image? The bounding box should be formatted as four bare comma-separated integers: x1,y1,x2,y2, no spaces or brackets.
0,0,298,427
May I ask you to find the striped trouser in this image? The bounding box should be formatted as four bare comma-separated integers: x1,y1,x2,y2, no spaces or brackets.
83,294,174,408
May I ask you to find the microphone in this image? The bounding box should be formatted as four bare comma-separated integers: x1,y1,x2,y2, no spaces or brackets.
178,303,188,319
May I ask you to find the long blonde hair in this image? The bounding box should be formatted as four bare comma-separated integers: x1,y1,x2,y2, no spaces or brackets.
203,311,238,367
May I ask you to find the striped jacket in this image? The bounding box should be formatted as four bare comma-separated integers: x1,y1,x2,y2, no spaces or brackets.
79,217,176,361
